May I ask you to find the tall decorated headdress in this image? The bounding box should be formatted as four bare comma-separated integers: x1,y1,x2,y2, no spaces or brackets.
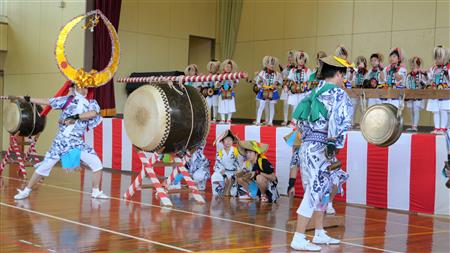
55,10,120,88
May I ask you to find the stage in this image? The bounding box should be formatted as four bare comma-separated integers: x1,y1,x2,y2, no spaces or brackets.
1,166,449,253
84,119,450,216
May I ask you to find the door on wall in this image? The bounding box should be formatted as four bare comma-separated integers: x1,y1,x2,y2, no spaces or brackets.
188,36,215,74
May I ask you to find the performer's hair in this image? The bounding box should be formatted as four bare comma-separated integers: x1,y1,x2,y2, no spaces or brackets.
316,51,327,60
370,53,383,62
70,82,76,88
317,64,347,80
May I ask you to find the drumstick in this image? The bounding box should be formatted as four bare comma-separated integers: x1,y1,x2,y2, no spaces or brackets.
327,160,342,172
117,72,249,83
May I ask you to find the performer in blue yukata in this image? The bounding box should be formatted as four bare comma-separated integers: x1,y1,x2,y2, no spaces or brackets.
185,142,210,191
290,55,353,251
14,83,108,200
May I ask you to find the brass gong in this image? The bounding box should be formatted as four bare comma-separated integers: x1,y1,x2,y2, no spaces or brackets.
360,93,404,147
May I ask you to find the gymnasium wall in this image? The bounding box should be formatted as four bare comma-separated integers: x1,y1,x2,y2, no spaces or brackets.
114,0,218,113
229,0,450,124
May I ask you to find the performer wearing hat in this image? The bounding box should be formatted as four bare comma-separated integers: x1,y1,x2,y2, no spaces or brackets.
217,59,239,124
309,51,327,90
289,55,353,251
254,56,283,126
382,47,407,108
185,142,210,191
237,141,279,203
405,56,427,132
184,64,202,89
281,50,297,126
14,83,108,200
365,53,385,106
426,46,450,135
287,51,312,113
14,10,119,200
204,60,221,123
211,130,243,196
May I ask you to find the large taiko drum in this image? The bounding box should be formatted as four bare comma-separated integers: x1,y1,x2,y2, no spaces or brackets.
123,82,210,153
4,100,47,136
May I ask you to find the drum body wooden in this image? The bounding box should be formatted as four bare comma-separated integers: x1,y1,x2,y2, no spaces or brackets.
360,103,402,147
4,101,46,136
124,83,209,153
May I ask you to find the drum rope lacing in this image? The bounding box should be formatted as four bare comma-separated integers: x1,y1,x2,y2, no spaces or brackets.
179,82,195,151
29,102,39,137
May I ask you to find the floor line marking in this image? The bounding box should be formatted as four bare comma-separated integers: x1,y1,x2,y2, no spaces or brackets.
0,202,192,253
3,175,406,253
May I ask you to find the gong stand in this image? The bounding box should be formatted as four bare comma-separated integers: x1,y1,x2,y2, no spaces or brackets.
123,150,206,207
0,134,40,177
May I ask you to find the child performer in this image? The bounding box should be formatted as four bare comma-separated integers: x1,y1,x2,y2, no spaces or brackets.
281,50,297,126
366,53,385,106
254,56,283,126
405,56,427,132
211,130,242,196
185,143,210,191
309,51,327,89
382,47,407,108
217,59,239,124
237,140,279,203
205,60,221,123
287,51,312,113
426,46,450,134
184,64,203,92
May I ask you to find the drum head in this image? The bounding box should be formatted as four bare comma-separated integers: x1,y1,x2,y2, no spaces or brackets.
360,104,399,146
124,85,169,151
4,102,21,134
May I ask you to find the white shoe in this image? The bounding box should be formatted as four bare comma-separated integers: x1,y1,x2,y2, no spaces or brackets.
291,236,321,251
326,204,336,215
239,193,252,200
312,231,341,245
91,189,109,199
168,183,181,190
14,188,31,200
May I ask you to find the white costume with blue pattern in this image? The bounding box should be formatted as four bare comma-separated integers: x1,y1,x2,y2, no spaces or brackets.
34,92,103,176
185,145,210,191
296,81,353,217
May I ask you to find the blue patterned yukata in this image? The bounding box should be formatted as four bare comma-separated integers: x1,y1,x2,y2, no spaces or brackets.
293,80,353,215
34,92,103,176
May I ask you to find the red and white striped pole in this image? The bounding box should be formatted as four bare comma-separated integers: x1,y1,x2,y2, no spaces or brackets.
124,152,173,207
174,156,206,204
11,136,26,177
0,136,14,174
117,72,248,84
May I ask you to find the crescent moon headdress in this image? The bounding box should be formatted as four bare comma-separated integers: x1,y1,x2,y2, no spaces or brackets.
55,10,120,88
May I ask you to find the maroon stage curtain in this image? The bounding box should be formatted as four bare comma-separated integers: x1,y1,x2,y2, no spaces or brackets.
92,0,122,117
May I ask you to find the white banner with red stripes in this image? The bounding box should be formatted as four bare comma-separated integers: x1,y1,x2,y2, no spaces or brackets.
85,118,450,215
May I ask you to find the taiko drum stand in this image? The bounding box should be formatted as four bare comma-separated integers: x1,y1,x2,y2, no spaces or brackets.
124,149,205,207
0,134,41,178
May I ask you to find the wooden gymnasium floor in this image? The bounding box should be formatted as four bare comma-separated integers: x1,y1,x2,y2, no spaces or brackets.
1,165,449,253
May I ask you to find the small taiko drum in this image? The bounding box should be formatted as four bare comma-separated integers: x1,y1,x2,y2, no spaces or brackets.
3,100,46,136
123,83,209,153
